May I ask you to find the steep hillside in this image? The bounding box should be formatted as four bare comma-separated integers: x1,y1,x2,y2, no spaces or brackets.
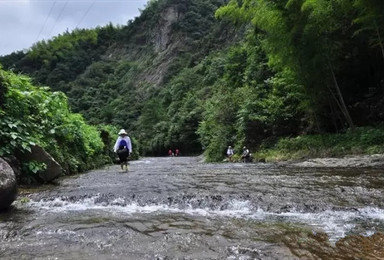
1,0,241,155
2,0,384,160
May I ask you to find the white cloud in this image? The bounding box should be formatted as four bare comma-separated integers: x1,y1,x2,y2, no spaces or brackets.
0,0,148,55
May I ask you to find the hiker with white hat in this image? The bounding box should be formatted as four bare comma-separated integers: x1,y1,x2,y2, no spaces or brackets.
226,145,234,162
113,129,132,172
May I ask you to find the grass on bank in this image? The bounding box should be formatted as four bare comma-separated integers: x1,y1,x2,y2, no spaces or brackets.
252,126,384,162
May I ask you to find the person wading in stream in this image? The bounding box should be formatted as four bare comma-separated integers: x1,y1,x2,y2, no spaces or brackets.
113,129,132,172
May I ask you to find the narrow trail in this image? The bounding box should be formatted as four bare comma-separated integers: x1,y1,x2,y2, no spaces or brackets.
2,156,384,259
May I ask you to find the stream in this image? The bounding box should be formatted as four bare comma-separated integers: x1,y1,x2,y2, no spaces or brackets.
1,156,384,259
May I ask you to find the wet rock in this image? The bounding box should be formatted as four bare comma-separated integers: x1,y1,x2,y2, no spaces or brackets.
280,204,293,213
335,233,384,259
18,145,63,182
282,229,384,259
288,154,384,168
3,156,22,180
0,157,17,211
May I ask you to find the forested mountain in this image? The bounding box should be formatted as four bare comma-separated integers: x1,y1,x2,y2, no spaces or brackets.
1,0,384,161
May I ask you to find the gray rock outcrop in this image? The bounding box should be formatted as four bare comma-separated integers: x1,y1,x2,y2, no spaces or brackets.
153,6,180,53
0,157,17,211
20,145,63,182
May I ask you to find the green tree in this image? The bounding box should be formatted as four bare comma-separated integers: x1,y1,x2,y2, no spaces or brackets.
217,0,356,130
353,0,384,59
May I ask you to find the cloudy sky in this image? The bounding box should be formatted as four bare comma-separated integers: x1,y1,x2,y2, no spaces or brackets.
0,0,149,56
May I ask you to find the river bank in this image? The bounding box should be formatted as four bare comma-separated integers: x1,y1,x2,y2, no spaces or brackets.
281,153,384,168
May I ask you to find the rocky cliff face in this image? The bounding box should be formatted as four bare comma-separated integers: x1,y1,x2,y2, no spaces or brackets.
141,6,184,87
153,6,180,53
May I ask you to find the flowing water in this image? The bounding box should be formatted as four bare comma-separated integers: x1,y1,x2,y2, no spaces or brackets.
2,156,384,259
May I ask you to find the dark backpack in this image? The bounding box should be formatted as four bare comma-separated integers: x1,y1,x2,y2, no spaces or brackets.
119,139,128,149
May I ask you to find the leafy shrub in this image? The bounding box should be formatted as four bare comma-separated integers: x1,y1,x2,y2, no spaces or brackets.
0,66,115,182
21,161,47,184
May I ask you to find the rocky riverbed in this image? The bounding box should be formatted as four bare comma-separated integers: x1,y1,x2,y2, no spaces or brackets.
284,154,384,168
2,156,384,259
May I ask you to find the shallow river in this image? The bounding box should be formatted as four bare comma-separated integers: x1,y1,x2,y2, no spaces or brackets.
2,156,384,259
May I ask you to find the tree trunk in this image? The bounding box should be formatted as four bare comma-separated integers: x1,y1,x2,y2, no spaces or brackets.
328,96,339,132
327,58,355,130
374,20,384,60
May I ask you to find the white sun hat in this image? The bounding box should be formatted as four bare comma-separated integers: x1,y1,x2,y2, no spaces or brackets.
118,129,127,135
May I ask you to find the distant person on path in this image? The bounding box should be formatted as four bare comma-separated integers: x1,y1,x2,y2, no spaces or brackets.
227,146,234,162
241,146,251,163
175,148,180,157
113,129,132,172
168,149,173,156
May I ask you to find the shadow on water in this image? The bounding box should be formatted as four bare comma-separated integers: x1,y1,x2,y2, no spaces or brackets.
2,156,384,259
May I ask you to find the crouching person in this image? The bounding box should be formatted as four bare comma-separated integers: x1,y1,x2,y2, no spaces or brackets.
241,146,252,163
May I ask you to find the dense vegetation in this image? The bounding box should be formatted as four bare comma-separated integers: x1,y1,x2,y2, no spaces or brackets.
0,65,118,183
1,0,384,163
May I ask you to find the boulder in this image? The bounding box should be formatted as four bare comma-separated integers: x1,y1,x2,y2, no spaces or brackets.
0,157,17,211
4,156,22,180
20,145,63,182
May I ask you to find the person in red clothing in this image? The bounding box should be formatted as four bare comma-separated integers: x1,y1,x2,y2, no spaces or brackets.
168,149,173,156
175,149,180,156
